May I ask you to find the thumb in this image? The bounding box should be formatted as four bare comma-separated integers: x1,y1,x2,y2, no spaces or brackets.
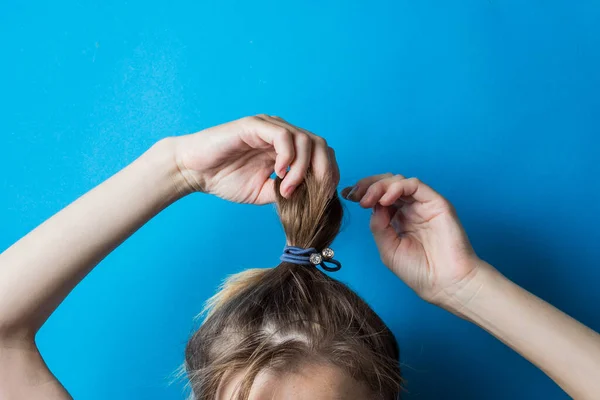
254,178,277,205
369,204,400,263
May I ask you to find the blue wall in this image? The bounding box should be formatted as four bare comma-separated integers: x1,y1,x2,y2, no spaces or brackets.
1,1,599,399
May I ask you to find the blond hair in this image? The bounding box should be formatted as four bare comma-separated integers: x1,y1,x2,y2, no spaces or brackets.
184,172,402,399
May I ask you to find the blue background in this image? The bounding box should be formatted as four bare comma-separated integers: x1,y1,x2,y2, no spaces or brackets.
1,1,599,399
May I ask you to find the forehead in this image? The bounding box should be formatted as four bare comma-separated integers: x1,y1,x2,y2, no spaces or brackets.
217,363,373,400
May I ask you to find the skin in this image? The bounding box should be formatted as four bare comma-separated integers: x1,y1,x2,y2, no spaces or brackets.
219,364,372,400
0,115,599,399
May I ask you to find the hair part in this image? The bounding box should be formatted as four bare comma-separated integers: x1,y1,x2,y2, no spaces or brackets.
185,171,403,399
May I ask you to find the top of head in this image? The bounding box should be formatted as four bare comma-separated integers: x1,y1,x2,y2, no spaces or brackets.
184,171,402,400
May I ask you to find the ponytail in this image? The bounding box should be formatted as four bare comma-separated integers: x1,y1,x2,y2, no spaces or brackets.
185,172,402,399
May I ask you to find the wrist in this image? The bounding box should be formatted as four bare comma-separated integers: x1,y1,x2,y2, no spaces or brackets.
437,259,507,319
142,137,195,200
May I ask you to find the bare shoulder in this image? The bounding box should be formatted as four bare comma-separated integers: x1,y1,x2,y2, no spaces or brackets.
0,338,72,400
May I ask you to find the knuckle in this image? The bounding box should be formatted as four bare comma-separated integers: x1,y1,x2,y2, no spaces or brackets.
279,151,294,161
379,253,390,265
277,145,294,159
243,115,260,124
358,176,374,186
439,198,454,211
388,181,403,192
368,181,383,194
394,173,406,180
369,219,378,233
275,126,292,137
356,181,368,191
296,133,311,144
314,136,327,147
286,170,301,180
255,113,269,119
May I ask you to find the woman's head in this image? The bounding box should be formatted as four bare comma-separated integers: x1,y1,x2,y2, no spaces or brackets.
185,172,402,399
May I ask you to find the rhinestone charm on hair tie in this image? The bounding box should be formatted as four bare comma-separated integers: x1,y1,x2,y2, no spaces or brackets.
309,253,323,265
310,247,334,265
280,246,342,272
322,248,334,259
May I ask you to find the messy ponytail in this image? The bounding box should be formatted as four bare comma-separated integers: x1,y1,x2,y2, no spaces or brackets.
185,172,402,399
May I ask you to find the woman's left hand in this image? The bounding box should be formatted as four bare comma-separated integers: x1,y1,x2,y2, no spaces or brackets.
172,115,339,204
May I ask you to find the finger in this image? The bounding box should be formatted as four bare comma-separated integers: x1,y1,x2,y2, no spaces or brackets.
243,116,295,178
269,115,287,123
379,180,413,206
377,177,442,205
254,178,277,205
362,175,432,208
341,173,396,202
353,174,407,208
362,176,444,208
268,115,298,128
263,115,331,179
258,114,300,134
369,204,401,265
389,206,406,235
328,147,340,187
309,135,331,181
280,132,312,198
261,115,334,186
256,116,314,197
360,175,404,208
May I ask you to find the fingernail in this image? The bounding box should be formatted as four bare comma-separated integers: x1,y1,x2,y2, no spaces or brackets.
346,185,359,200
286,185,296,197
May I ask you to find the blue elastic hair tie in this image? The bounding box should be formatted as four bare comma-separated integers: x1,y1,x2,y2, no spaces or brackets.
280,245,342,272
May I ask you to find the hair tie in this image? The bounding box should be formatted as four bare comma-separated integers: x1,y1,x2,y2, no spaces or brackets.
280,245,342,272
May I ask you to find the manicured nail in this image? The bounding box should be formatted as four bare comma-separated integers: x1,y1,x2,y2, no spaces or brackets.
341,187,351,199
346,185,359,200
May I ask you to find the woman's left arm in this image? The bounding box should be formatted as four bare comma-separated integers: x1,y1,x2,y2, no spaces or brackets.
0,115,338,398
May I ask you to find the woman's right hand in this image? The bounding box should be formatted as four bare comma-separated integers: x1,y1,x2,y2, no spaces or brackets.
342,174,487,309
172,115,339,205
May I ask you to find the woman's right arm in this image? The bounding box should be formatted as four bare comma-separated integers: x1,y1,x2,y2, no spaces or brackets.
0,138,186,399
0,115,337,399
343,174,600,400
